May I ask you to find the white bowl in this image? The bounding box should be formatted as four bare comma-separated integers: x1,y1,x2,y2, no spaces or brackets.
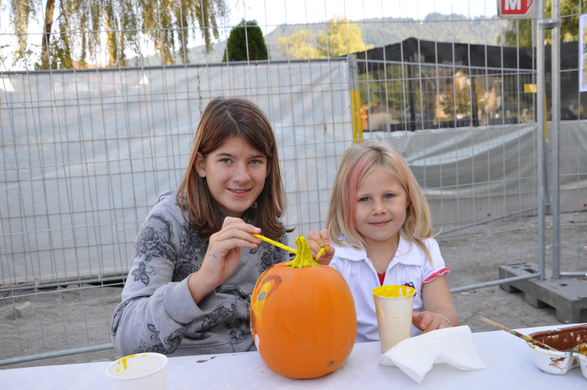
526,324,587,378
577,353,587,379
106,352,168,390
528,343,579,375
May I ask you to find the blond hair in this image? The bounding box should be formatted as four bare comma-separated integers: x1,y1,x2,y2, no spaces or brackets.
325,141,434,262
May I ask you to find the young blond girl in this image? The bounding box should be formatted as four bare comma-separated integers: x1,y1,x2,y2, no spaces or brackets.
309,141,458,342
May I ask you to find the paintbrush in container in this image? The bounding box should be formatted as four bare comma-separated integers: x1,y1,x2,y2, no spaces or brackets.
571,343,587,356
478,316,558,351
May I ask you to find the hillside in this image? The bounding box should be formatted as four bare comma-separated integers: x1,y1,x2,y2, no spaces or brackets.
137,13,506,66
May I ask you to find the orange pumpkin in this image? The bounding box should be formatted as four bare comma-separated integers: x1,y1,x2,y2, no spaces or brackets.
250,235,357,379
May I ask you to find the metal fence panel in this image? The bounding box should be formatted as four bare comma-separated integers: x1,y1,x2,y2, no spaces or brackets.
1,1,586,366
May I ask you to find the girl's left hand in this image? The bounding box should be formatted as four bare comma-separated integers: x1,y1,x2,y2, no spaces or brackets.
412,311,451,332
307,229,335,265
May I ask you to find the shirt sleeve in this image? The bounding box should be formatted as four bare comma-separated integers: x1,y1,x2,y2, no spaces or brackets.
421,238,451,284
111,200,292,356
111,199,216,355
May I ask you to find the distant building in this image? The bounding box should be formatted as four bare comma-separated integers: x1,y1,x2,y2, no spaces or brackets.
353,37,581,131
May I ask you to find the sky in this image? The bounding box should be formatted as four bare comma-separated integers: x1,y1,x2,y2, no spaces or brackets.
226,0,498,33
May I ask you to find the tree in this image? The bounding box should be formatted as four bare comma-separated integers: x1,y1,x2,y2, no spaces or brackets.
3,0,227,69
317,16,372,57
500,0,586,46
277,29,320,59
222,19,268,62
275,16,371,60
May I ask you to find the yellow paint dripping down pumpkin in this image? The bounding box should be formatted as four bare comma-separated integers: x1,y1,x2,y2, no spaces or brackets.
250,235,357,379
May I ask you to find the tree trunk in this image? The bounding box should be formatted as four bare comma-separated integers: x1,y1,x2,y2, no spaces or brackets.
40,0,56,69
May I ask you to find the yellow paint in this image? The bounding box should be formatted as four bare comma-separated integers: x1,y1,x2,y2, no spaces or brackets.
118,354,136,371
372,285,416,298
315,244,328,262
251,279,276,323
286,236,320,269
522,84,547,139
351,89,363,144
254,233,328,262
253,234,297,255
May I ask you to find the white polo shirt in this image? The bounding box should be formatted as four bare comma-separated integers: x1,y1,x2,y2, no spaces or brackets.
330,234,450,343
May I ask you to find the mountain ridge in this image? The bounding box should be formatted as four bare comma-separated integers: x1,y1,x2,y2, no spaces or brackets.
137,13,506,66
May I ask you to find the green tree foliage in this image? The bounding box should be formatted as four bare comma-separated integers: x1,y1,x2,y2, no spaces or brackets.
277,30,320,59
5,0,35,65
317,16,373,57
222,19,268,62
275,16,372,59
265,14,503,61
3,0,226,69
500,0,587,46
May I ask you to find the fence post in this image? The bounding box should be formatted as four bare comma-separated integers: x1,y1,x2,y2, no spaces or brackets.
536,0,547,281
551,0,561,279
348,54,363,143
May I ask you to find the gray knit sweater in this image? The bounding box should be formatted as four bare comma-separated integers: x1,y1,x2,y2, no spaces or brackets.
111,190,292,356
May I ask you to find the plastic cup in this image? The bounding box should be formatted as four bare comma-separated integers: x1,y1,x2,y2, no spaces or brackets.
373,285,416,353
106,352,168,390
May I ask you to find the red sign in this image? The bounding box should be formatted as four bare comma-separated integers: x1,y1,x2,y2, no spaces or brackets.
498,0,537,19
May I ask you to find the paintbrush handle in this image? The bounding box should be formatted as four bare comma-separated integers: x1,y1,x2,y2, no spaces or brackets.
253,234,298,255
315,244,328,262
478,316,558,351
254,234,329,261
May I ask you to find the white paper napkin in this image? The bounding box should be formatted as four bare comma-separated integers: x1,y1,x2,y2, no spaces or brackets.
378,325,486,383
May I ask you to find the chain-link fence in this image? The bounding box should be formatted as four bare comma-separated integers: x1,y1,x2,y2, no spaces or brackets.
1,0,586,367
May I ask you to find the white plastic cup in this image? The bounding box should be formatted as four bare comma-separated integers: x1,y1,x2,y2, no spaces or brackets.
373,285,416,353
106,352,168,390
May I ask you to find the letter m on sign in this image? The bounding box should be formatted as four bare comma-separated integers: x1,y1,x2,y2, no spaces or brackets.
505,0,521,11
499,0,535,18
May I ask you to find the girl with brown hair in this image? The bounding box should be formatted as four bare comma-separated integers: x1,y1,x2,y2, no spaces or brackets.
112,97,323,356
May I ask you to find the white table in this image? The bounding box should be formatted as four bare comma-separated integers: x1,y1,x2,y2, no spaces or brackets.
1,325,586,389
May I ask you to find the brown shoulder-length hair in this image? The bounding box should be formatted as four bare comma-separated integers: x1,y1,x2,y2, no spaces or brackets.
177,96,292,240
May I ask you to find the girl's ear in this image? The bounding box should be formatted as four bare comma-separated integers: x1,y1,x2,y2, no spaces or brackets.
405,195,411,209
195,153,206,178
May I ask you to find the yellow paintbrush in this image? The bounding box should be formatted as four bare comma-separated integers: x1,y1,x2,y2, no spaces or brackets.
253,234,328,261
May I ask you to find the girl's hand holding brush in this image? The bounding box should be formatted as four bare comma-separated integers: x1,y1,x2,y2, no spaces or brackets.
307,229,334,265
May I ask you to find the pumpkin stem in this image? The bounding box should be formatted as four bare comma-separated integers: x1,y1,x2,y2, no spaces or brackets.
286,235,321,268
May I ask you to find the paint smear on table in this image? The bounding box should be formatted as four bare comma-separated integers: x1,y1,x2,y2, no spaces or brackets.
197,356,216,363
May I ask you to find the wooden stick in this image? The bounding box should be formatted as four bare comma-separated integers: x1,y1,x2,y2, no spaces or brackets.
478,316,558,351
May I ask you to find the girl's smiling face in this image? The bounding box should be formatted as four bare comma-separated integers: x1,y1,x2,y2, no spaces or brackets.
354,166,410,249
195,136,268,218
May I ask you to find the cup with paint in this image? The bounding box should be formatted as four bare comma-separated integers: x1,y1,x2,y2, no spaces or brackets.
372,285,416,353
106,352,168,390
